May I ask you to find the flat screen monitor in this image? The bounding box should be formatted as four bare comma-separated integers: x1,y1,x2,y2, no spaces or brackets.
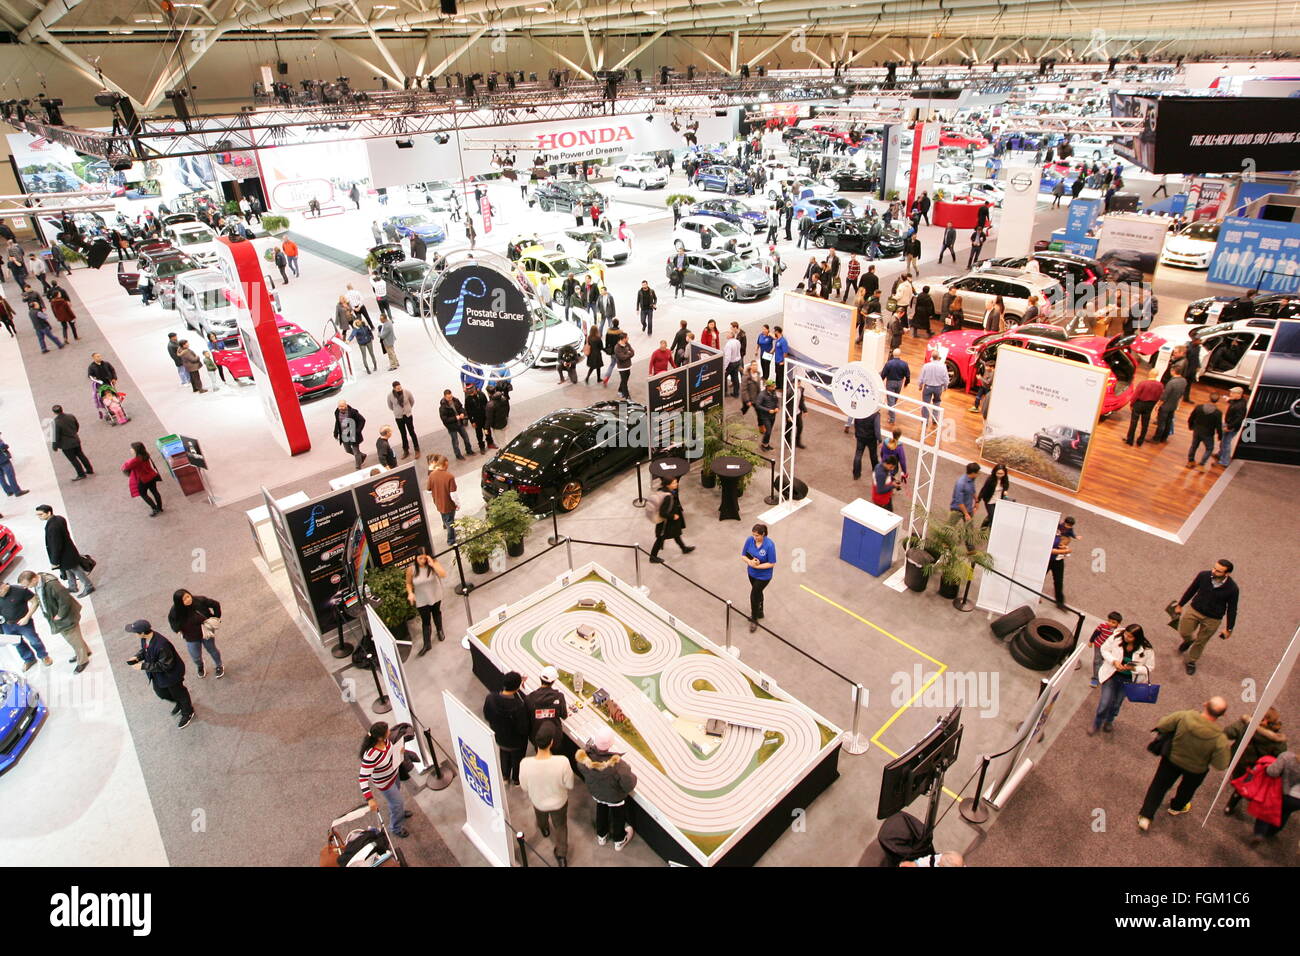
876,706,963,819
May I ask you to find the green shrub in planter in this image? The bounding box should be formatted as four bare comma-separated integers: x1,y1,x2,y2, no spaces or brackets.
223,199,241,216
57,244,84,265
921,513,993,596
454,516,504,572
261,214,290,234
665,193,696,208
366,565,416,632
485,490,534,557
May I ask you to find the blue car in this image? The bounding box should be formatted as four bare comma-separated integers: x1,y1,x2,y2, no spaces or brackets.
690,198,766,231
0,671,47,776
693,164,747,194
382,213,448,244
794,196,856,222
1039,165,1081,194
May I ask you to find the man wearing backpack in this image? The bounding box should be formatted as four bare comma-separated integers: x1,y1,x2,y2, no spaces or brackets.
648,476,694,563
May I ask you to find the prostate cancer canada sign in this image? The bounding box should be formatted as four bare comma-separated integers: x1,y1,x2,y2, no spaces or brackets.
429,258,536,368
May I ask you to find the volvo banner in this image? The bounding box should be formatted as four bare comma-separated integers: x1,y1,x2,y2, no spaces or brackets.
1110,93,1300,174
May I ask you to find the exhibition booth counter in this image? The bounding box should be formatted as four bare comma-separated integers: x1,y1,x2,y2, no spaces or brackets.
932,199,983,229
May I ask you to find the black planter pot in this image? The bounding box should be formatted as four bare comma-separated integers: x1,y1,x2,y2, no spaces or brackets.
937,577,961,600
506,539,525,558
470,557,491,574
904,548,933,592
701,469,717,489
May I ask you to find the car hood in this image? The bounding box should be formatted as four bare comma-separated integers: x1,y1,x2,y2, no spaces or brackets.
928,330,985,355
289,351,335,375
729,266,772,286
540,322,586,352
1165,236,1215,254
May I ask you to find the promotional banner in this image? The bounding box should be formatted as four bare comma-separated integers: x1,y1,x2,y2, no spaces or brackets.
647,366,689,452
1206,216,1300,292
782,291,854,369
1187,177,1228,220
980,346,1106,492
829,361,885,417
1236,318,1300,466
428,258,537,368
367,606,433,767
284,490,360,635
1064,198,1101,240
1096,212,1170,264
686,355,724,414
879,124,903,201
211,237,310,455
443,690,513,867
259,139,370,212
1146,97,1299,175
905,121,940,213
992,163,1043,260
976,499,1061,615
262,488,317,632
353,463,434,570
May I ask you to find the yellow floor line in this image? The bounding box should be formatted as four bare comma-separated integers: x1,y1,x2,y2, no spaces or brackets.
801,584,962,802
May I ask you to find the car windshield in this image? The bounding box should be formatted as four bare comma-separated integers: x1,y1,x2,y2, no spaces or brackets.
397,216,430,228
568,184,598,201
174,231,212,246
281,331,321,361
154,260,195,278
712,221,741,236
394,264,427,284
546,257,588,276
533,310,562,330
198,288,236,311
713,254,748,274
1183,223,1220,242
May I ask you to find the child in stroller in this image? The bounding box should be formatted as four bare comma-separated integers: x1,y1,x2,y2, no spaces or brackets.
98,383,131,425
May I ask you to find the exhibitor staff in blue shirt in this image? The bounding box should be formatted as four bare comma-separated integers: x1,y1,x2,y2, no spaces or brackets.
950,461,980,522
741,523,776,633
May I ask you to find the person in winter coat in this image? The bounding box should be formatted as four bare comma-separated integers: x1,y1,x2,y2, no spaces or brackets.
177,339,207,393
741,361,762,415
463,382,493,451
1186,394,1223,469
486,386,510,434
439,389,475,460
648,476,694,563
20,569,89,673
387,382,418,458
1251,750,1300,843
1224,707,1287,816
483,670,530,785
613,334,635,399
50,294,78,341
1138,697,1232,831
37,504,93,595
584,327,604,384
575,726,638,850
125,620,194,727
911,287,936,337
755,381,779,450
1088,624,1155,735
121,441,163,516
333,401,367,469
167,588,224,678
50,405,93,480
556,344,579,384
273,247,289,284
376,426,398,469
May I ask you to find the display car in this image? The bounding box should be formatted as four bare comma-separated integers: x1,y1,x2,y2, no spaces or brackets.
505,233,545,261
929,267,1064,325
672,215,756,256
1159,220,1221,270
160,212,199,228
518,250,606,302
794,196,857,222
772,176,836,201
553,228,630,264
116,248,202,309
1140,318,1278,389
949,179,1006,206
1032,424,1091,465
808,217,905,257
665,249,772,301
690,198,767,232
692,163,748,194
828,168,879,192
1039,165,1083,194
165,221,221,266
1098,248,1150,283
528,303,590,368
533,179,604,212
214,319,345,400
1069,136,1117,161
612,160,667,189
370,244,433,316
175,269,243,339
982,252,1101,306
940,128,989,150
1182,291,1300,325
760,159,808,183
934,159,972,185
0,670,47,777
380,212,447,244
926,323,1157,414
481,400,649,512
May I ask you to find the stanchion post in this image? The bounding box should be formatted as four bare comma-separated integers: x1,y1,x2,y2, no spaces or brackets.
452,541,475,597
723,599,739,656
421,726,456,791
633,544,644,591
632,458,646,507
959,755,993,824
547,507,561,546
764,457,779,505
843,682,870,754
515,831,529,867
368,646,392,714
953,577,976,612
565,534,574,570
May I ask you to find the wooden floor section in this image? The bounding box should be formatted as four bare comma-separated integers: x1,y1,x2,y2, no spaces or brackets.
843,330,1227,536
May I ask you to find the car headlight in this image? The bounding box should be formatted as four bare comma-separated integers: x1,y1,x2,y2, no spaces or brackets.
291,374,304,383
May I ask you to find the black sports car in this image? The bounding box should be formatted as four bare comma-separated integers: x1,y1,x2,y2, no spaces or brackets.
829,170,879,192
369,244,432,316
481,401,648,512
809,217,905,257
533,179,603,213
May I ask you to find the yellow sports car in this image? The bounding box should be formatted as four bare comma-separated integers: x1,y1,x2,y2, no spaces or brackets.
518,250,606,303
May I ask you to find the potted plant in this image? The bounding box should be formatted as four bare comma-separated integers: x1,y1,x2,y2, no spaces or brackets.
921,517,994,601
485,489,534,557
223,199,241,216
365,565,416,636
453,516,504,574
260,214,290,235
664,192,697,209
698,407,726,488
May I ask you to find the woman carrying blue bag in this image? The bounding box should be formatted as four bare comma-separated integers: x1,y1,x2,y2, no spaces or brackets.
1089,624,1157,735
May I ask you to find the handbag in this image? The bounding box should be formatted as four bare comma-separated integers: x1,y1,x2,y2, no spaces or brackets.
1123,679,1161,704
1146,728,1175,758
80,553,97,573
201,616,222,640
1164,600,1181,630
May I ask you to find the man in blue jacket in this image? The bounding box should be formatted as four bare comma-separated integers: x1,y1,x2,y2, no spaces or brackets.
125,619,195,728
772,326,789,389
880,349,911,425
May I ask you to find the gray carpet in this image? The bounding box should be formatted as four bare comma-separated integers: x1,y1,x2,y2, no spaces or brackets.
14,268,456,867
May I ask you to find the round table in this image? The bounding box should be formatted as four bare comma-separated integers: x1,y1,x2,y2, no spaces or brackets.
710,456,753,521
649,456,690,481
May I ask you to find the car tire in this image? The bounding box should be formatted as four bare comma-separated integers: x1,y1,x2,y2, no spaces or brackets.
615,176,625,187
945,360,963,388
721,285,737,302
1009,635,1059,671
405,297,417,316
991,605,1035,640
558,480,584,512
815,234,829,249
638,179,646,190
1050,444,1064,462
1021,618,1073,656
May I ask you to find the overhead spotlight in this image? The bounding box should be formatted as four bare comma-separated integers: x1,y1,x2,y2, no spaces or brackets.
739,64,750,78
645,114,654,122
164,88,191,126
94,90,120,108
634,68,642,83
757,65,765,77
660,66,670,84
687,64,696,81
111,156,133,171
38,96,63,126
396,138,414,148
433,133,449,144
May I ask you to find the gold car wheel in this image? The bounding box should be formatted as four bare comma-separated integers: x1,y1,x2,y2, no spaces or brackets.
559,480,583,511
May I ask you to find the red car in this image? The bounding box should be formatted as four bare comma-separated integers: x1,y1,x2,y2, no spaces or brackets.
924,323,1161,416
212,319,344,401
940,128,988,150
810,125,859,146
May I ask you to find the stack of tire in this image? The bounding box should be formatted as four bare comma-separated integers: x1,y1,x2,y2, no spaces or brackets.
990,606,1074,671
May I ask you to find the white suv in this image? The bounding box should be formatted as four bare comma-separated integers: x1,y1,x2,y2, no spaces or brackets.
929,267,1063,326
167,222,221,266
672,215,756,256
613,161,667,189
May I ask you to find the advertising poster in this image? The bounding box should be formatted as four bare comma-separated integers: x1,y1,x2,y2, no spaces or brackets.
1096,213,1170,266
443,690,513,867
1206,216,1300,293
262,488,316,631
1236,319,1300,466
906,121,940,212
353,463,434,570
1065,198,1101,240
687,355,724,415
976,500,1061,615
1142,97,1300,175
782,291,854,369
285,490,360,634
980,346,1106,492
368,606,433,767
647,366,689,451
429,260,536,367
259,139,370,212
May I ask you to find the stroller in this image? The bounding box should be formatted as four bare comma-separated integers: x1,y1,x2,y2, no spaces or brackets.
320,804,405,868
98,383,131,425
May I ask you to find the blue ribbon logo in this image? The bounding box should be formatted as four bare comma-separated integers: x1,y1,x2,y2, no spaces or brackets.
304,504,325,538
441,276,487,335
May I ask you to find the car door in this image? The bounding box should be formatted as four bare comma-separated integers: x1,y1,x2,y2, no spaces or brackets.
1236,329,1273,385
1202,331,1256,383
693,254,720,293
565,429,603,485
953,277,990,323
